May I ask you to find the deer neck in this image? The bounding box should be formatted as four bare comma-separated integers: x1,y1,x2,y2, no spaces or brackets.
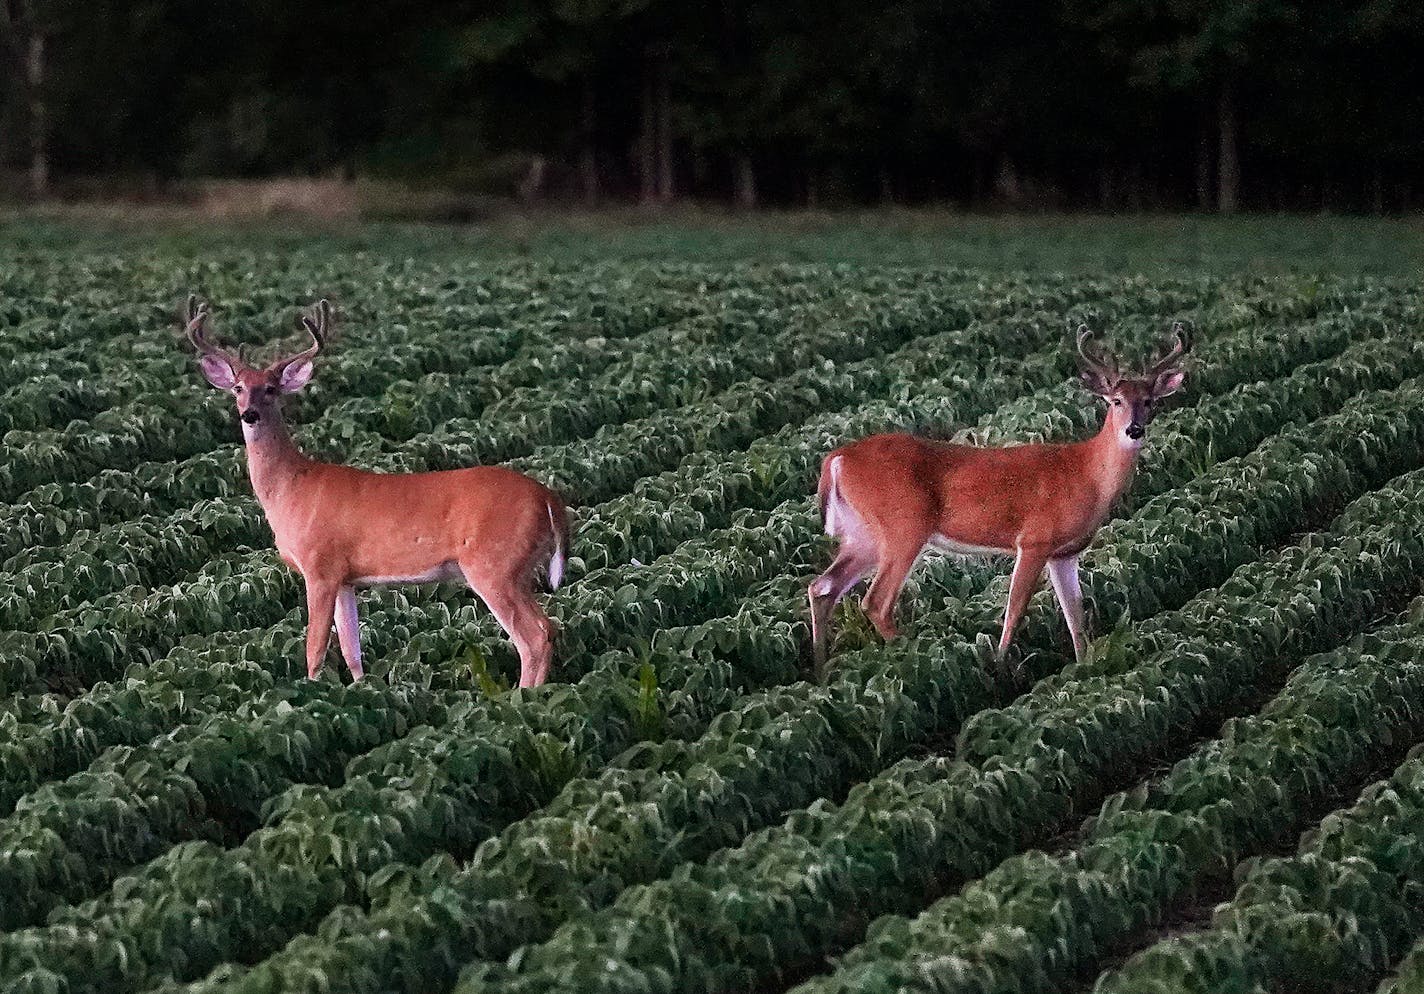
1085,415,1143,501
242,413,313,511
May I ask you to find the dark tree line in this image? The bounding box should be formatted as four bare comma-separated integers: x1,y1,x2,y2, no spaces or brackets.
1,0,1422,211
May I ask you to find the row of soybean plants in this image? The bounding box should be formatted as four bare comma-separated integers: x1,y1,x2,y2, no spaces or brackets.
112,333,1424,994
0,296,1310,991
432,467,1424,994
0,274,1141,696
789,604,1424,993
198,368,1424,994
0,260,853,499
1099,735,1424,993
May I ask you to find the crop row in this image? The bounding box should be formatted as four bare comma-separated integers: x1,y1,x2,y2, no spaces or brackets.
433,466,1424,994
1099,739,1424,993
0,678,457,930
792,606,1424,994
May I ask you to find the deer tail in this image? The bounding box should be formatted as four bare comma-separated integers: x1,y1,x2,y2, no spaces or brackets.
545,493,570,590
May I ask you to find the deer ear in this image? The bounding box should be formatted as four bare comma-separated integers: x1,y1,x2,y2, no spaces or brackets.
276,358,315,393
199,354,238,390
1153,369,1186,398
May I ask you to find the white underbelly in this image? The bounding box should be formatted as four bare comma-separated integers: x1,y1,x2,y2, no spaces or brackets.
926,533,1012,558
351,560,464,587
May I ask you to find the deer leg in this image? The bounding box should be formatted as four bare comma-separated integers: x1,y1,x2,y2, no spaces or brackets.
808,544,875,677
1046,554,1089,663
334,585,364,681
861,537,926,643
303,575,341,680
464,565,556,689
999,544,1050,663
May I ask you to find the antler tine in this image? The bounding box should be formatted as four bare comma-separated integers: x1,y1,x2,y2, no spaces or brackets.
184,294,232,360
1076,324,1118,379
278,298,330,370
1147,320,1193,376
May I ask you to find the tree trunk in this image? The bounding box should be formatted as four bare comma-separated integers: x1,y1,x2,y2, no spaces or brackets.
638,71,656,204
19,27,46,198
654,57,673,202
579,77,599,205
1216,78,1239,214
1196,122,1212,211
732,152,756,208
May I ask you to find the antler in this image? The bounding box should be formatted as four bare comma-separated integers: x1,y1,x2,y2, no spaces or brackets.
272,298,329,371
1146,321,1193,376
186,294,236,363
1076,324,1119,381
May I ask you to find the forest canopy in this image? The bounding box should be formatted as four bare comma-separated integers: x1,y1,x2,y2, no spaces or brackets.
1,0,1421,211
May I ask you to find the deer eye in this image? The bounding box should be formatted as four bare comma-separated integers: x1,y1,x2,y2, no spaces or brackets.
1112,398,1122,406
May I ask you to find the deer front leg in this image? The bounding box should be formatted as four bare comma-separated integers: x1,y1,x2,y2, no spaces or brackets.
334,585,364,681
303,575,340,679
999,543,1050,666
1046,554,1089,662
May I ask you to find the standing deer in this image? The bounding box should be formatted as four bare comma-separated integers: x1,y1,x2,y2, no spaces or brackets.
185,297,569,688
808,323,1191,674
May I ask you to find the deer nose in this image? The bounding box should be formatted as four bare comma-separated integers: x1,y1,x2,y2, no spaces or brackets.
1125,423,1144,440
241,410,261,425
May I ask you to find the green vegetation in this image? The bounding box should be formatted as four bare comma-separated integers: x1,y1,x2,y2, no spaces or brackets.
1,217,1423,994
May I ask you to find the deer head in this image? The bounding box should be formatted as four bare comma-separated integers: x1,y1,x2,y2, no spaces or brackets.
1077,322,1191,447
187,295,329,437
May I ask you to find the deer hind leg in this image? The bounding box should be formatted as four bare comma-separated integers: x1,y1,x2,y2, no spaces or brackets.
462,562,556,689
808,544,876,677
860,534,928,644
303,574,341,680
334,585,364,681
999,544,1051,665
1046,554,1089,663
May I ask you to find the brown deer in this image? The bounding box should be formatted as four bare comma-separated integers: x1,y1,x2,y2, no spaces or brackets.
808,323,1191,674
185,297,569,687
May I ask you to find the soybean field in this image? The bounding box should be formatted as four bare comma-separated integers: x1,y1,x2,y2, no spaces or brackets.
3,216,1424,994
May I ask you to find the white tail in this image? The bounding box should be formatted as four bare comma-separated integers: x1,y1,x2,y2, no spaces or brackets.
546,497,567,590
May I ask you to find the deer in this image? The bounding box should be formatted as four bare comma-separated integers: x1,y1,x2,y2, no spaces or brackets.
184,296,570,688
807,323,1191,676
